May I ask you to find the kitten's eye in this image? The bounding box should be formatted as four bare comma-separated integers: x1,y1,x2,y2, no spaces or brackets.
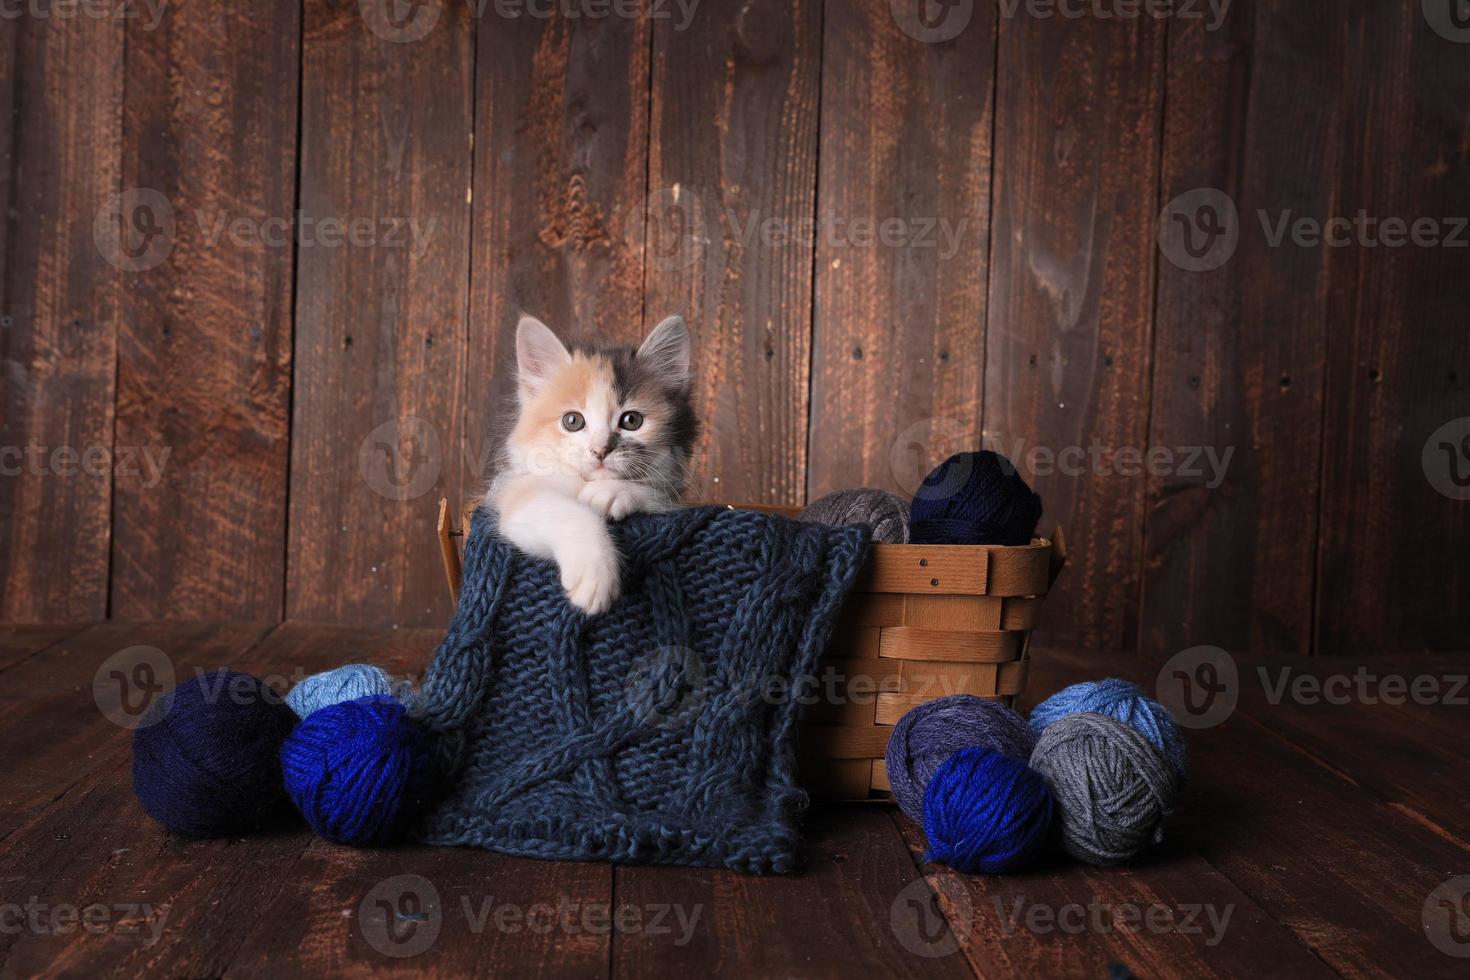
561,411,585,432
618,410,644,431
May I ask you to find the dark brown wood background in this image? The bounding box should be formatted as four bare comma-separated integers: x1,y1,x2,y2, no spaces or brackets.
2,0,1466,656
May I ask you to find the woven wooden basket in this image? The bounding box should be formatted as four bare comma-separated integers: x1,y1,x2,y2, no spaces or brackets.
434,499,1066,801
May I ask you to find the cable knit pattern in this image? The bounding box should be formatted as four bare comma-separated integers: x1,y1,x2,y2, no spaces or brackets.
409,505,869,874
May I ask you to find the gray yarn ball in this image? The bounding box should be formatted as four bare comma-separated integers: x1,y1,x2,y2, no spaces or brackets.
800,488,910,544
1028,712,1180,866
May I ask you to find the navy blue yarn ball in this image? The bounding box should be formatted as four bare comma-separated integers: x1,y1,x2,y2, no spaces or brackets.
280,695,433,846
922,746,1054,874
909,451,1042,546
132,670,300,838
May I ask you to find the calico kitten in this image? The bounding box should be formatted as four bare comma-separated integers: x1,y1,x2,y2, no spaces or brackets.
487,314,699,614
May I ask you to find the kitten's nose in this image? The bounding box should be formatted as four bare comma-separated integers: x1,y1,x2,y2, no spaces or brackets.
590,447,608,460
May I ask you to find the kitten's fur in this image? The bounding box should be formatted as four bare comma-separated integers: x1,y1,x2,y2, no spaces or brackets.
486,315,698,614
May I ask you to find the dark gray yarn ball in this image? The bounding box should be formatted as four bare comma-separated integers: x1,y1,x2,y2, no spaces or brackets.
800,488,910,544
1028,712,1180,866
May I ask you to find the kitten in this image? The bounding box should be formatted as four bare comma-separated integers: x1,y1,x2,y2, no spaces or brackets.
486,314,699,614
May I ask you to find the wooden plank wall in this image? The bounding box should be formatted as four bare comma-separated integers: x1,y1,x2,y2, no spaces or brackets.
0,0,1465,656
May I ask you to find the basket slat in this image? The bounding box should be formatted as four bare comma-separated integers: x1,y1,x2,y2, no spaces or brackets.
877,627,1020,663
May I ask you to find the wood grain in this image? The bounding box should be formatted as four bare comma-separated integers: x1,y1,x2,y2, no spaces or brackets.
0,14,121,622
808,0,996,503
1141,0,1337,657
107,0,299,621
612,805,975,978
0,623,86,674
985,13,1166,652
1314,0,1470,655
461,5,653,498
644,0,822,505
286,0,474,628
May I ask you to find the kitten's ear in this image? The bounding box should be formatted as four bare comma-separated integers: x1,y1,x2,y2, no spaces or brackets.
515,315,571,396
637,315,691,391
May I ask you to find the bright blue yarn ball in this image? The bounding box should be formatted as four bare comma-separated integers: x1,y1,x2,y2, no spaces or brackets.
286,663,395,719
280,695,432,846
1028,678,1189,782
922,747,1054,874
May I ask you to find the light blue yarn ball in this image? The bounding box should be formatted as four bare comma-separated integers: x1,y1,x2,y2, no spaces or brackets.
286,664,395,719
1028,678,1189,782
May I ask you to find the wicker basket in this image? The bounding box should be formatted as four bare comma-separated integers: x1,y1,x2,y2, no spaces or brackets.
434,499,1066,801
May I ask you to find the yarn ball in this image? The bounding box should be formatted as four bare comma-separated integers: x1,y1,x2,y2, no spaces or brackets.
132,670,300,838
909,451,1042,546
1028,678,1189,782
922,747,1054,874
800,488,911,544
280,695,433,846
885,694,1037,823
286,663,395,719
1028,712,1181,866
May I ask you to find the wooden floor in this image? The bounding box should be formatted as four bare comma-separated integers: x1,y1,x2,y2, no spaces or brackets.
0,622,1465,978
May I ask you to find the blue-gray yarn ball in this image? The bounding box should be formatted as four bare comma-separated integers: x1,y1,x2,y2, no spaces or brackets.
800,488,910,544
287,664,395,719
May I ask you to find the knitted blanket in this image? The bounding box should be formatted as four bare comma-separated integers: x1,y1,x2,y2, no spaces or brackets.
409,505,869,874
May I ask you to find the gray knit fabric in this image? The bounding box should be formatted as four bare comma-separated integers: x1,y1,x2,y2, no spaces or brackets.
409,505,869,874
1028,712,1180,865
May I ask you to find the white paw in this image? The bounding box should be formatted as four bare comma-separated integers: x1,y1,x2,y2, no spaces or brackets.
578,480,644,521
559,540,621,615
